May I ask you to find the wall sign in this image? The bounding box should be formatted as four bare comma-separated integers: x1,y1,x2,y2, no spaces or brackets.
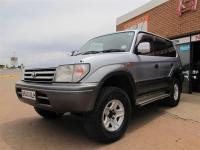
172,36,190,45
192,34,200,42
178,0,198,16
124,15,149,31
173,33,200,45
179,44,190,51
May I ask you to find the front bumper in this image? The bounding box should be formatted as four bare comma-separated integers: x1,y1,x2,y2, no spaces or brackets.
15,81,98,113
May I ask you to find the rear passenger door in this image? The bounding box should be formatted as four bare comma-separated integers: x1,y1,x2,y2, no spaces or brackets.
154,36,177,89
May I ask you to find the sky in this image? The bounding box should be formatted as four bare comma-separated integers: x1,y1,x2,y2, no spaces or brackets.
0,0,151,66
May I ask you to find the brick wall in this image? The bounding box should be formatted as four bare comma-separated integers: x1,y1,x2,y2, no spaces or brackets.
117,0,200,38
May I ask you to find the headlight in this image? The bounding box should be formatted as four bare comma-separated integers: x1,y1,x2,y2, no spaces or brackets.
55,64,90,82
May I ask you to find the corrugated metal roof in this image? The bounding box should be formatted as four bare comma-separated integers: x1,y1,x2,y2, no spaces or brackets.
116,0,169,25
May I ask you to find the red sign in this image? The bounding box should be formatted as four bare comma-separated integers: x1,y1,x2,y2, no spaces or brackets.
178,0,198,16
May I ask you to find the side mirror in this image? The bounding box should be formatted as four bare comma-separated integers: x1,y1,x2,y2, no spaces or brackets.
137,42,151,55
67,50,78,56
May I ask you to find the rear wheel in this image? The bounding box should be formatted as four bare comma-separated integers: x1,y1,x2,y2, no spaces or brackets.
164,79,181,107
34,107,64,119
84,87,131,143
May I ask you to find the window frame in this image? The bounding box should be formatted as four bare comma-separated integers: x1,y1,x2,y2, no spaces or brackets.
153,36,177,57
134,32,155,56
134,31,177,57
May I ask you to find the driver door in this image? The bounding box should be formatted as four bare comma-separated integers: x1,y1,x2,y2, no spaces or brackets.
133,33,161,97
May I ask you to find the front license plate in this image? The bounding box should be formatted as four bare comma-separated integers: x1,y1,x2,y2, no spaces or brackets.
22,90,36,100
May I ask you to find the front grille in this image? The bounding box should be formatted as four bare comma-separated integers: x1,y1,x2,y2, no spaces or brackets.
24,68,56,83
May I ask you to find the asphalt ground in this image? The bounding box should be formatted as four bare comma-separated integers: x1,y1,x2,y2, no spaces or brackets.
0,69,200,150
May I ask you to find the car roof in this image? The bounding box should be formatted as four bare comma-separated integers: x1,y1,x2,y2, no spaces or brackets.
116,30,172,42
94,30,172,43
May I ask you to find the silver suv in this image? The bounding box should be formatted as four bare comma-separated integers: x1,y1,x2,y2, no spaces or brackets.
16,30,183,143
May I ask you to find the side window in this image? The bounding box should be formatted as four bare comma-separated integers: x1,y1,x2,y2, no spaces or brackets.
154,37,176,57
135,33,154,56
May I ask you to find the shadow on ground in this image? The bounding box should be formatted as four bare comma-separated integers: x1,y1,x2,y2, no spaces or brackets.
0,103,166,150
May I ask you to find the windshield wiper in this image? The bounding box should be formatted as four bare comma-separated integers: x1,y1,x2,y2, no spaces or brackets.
76,49,125,55
102,49,126,53
81,51,101,55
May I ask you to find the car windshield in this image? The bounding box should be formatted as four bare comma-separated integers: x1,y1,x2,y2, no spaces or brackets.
78,32,135,55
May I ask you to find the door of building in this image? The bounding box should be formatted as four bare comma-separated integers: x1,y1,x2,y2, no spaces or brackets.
191,41,200,92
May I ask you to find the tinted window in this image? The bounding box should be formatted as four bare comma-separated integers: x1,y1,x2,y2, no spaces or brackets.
154,37,176,57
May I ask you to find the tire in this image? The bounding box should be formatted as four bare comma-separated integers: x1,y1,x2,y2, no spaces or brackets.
34,107,64,119
84,87,131,143
164,79,181,107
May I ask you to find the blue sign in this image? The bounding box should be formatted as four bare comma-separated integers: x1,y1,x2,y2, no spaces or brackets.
179,44,190,51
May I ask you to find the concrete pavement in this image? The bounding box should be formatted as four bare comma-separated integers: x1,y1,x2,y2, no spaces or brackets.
0,70,200,150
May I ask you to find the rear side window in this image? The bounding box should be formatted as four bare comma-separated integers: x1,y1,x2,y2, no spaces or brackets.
154,37,176,57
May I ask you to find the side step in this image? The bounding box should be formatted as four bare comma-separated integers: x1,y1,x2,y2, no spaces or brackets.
136,93,170,106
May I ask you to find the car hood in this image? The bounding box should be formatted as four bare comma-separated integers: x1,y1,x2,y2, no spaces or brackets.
25,52,134,69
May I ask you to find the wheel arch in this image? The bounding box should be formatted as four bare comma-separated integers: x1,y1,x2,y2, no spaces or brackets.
96,71,136,109
170,67,184,91
170,68,183,81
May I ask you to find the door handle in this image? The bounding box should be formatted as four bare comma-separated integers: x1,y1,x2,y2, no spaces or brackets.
155,64,159,69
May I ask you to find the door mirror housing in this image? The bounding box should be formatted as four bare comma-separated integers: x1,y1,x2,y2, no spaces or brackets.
136,42,151,55
67,50,78,56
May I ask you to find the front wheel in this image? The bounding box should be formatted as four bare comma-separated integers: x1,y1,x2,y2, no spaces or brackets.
164,79,181,107
84,87,131,143
34,107,64,119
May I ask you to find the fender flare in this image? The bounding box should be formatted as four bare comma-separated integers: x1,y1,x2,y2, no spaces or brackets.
170,67,184,83
96,70,137,106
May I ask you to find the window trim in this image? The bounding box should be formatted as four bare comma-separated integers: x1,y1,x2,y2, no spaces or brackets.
134,32,155,56
154,36,177,57
134,31,177,57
